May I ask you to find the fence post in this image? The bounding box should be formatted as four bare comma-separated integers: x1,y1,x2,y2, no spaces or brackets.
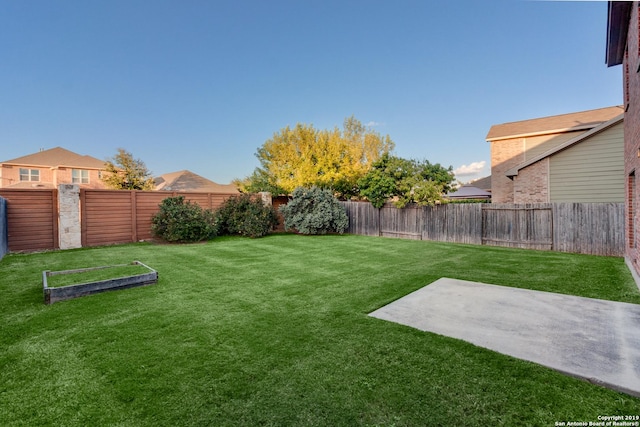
259,192,272,206
58,184,82,249
130,190,138,242
0,196,7,259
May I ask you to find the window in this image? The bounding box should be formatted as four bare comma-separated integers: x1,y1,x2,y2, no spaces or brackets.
72,169,89,184
19,168,40,182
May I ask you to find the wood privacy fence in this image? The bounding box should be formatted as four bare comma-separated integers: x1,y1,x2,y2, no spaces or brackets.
0,196,7,260
340,201,625,256
0,188,235,252
0,189,59,252
80,189,232,247
0,187,625,257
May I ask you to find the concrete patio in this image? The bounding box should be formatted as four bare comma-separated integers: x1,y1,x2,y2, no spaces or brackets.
369,278,640,397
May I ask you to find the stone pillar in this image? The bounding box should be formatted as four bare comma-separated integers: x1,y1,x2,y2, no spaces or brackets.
58,184,81,249
259,191,272,206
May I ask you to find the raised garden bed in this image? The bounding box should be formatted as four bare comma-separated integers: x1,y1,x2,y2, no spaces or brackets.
43,261,158,304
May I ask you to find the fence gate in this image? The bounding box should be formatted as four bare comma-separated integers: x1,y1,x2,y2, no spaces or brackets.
481,203,553,250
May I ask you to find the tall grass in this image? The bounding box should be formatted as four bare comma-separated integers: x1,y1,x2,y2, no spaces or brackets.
1,234,638,426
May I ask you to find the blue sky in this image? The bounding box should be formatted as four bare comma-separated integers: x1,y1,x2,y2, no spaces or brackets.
0,0,622,184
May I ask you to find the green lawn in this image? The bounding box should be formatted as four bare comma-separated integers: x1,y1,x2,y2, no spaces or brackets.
1,234,639,426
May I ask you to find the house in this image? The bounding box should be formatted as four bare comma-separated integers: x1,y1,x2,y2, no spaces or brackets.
154,170,239,194
445,185,491,201
468,175,491,193
486,106,624,203
606,1,640,277
0,147,108,189
504,114,624,203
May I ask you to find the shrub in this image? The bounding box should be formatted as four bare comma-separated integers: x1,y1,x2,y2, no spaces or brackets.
151,196,218,243
279,186,349,235
216,194,279,238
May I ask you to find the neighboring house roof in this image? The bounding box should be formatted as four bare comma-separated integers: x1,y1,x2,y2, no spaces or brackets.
468,175,491,192
0,146,105,169
606,1,632,67
3,182,55,189
154,170,239,194
485,106,624,141
504,114,624,178
446,185,491,199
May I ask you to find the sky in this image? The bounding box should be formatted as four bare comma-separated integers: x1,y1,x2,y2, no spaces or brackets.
0,0,623,185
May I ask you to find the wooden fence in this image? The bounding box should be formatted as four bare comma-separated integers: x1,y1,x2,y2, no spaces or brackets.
0,189,59,252
0,188,236,252
0,196,7,259
340,201,625,256
0,188,625,257
80,189,234,247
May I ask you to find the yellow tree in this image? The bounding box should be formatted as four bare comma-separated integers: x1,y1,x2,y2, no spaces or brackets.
248,117,394,197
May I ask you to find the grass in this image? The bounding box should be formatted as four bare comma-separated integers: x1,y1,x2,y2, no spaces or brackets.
1,234,639,426
44,262,153,288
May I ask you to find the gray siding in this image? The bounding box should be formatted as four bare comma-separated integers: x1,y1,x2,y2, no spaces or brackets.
549,122,624,202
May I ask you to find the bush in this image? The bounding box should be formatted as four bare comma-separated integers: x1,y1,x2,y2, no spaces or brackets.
216,194,279,238
279,187,349,235
151,196,218,243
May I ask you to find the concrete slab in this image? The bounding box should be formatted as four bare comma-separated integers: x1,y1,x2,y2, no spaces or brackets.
369,278,640,397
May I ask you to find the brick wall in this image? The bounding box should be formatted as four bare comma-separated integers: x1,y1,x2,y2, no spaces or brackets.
513,159,549,203
624,3,640,275
54,168,108,189
490,132,584,203
490,138,524,203
0,165,54,188
0,165,107,189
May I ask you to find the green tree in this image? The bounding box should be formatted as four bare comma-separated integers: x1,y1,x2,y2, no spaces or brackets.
279,186,349,235
239,117,394,198
357,154,406,208
358,153,455,208
102,148,155,190
232,168,286,196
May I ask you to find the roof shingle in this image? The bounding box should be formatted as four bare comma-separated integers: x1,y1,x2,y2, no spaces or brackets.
486,106,624,141
154,170,239,194
1,147,105,169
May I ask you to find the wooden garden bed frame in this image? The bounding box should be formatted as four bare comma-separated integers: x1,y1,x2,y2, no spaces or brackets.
43,261,158,304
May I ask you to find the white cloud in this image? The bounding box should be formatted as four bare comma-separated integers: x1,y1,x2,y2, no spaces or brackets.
454,161,486,177
365,121,381,127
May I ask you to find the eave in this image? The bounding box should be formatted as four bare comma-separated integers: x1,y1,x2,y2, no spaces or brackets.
606,1,632,67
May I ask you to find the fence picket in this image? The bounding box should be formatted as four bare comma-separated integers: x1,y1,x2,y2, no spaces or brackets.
340,201,624,256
